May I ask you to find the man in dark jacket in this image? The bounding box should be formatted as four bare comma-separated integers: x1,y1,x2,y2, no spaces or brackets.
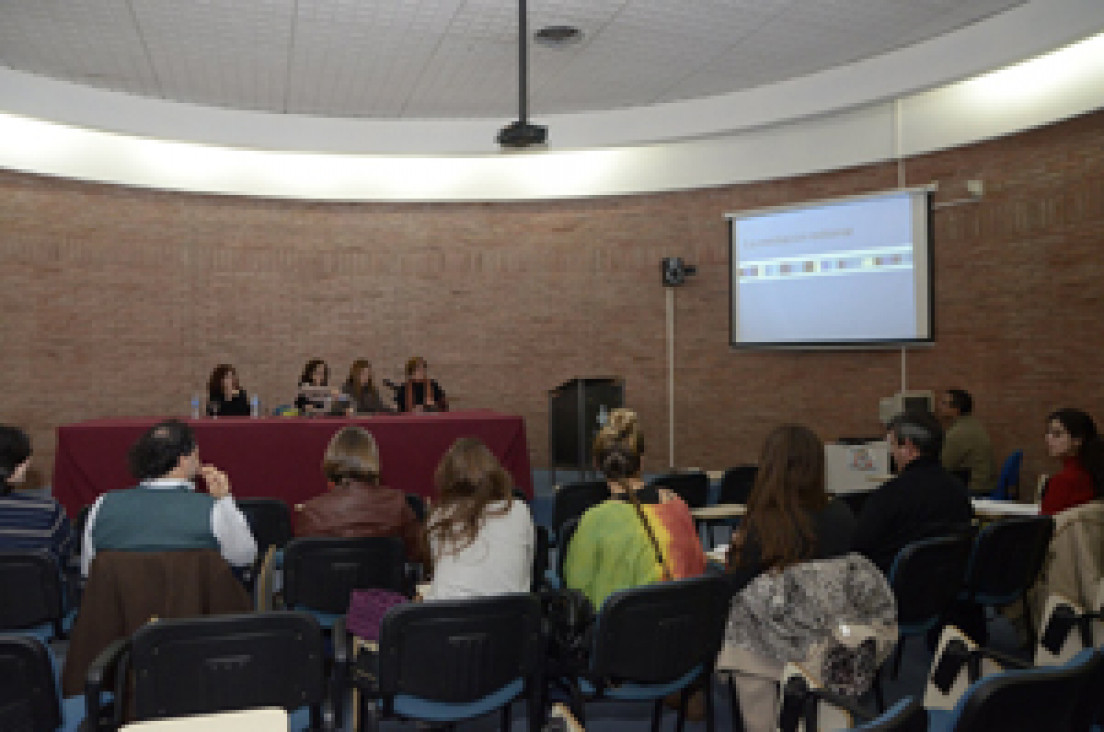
853,410,973,574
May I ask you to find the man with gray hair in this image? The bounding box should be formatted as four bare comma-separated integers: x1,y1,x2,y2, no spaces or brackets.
852,411,973,574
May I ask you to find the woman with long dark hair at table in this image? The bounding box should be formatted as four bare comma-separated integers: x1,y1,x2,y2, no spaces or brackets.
341,359,393,415
295,358,342,415
206,363,250,417
395,356,448,413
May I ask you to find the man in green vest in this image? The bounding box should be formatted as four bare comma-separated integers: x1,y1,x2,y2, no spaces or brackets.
80,419,256,576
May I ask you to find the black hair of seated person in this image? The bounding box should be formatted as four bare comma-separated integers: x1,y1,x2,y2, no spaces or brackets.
300,358,330,387
0,424,32,493
128,419,197,482
945,388,973,416
887,410,944,459
1048,407,1104,493
207,363,241,402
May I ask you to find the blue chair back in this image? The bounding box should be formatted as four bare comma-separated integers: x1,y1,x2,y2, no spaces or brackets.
991,450,1023,500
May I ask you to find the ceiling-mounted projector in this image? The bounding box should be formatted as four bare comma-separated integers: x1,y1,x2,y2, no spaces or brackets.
496,120,547,148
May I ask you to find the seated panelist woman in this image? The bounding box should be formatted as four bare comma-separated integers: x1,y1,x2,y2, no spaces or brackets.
295,358,343,416
206,364,250,417
395,356,449,413
342,359,393,415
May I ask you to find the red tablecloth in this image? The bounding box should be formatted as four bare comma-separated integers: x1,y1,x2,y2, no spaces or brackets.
52,410,532,517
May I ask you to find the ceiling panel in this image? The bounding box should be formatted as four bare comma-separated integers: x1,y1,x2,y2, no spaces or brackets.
0,0,1030,118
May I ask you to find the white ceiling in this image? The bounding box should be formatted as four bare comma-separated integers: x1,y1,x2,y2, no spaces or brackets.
0,0,1027,120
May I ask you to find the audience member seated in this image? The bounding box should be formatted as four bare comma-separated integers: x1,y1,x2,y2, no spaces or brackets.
725,424,857,592
341,359,394,414
205,363,251,417
853,411,973,575
395,356,449,413
563,408,706,610
295,425,427,565
938,388,996,495
1040,408,1103,516
80,419,257,577
0,424,73,566
718,424,866,732
422,437,533,599
295,358,342,415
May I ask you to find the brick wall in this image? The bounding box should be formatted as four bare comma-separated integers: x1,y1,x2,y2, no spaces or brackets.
1,109,1102,498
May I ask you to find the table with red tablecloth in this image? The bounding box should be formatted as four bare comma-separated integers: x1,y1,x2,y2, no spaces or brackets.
52,410,532,518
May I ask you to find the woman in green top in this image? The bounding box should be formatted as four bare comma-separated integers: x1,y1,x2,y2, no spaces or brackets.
562,408,706,609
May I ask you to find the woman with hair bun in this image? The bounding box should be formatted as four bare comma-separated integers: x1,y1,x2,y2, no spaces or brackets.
1041,408,1104,516
563,408,706,610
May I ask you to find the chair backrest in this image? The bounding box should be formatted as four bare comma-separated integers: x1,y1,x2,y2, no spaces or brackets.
552,481,609,538
403,493,426,523
852,697,926,731
650,471,709,509
718,465,757,505
964,516,1055,606
589,574,731,684
377,593,542,703
532,524,550,593
556,517,581,585
0,635,62,732
888,534,973,633
991,450,1024,500
235,498,293,554
125,612,326,722
0,550,65,634
949,647,1101,730
282,536,407,613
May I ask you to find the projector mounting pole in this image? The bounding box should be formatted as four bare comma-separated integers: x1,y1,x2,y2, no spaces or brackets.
517,0,529,125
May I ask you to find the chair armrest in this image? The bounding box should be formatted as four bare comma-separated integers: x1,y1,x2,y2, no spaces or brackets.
84,638,129,731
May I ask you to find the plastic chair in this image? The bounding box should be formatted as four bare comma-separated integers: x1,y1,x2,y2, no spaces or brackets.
403,493,426,523
552,481,609,545
350,593,544,732
281,536,410,628
555,517,581,587
926,645,1101,731
531,524,550,593
778,667,926,732
989,450,1023,500
561,574,732,731
235,498,293,555
84,611,334,731
649,471,710,509
960,516,1054,648
0,549,72,643
0,635,85,732
885,534,974,679
701,465,757,548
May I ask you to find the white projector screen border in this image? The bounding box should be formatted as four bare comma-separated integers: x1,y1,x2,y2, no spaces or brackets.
727,187,934,350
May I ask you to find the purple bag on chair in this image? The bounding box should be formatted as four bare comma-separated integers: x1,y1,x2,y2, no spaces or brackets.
346,589,408,641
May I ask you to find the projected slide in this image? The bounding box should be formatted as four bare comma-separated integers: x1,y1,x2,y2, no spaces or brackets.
729,191,930,346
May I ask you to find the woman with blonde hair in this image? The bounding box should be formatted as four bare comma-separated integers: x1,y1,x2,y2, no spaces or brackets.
422,437,533,600
563,408,706,610
295,425,426,565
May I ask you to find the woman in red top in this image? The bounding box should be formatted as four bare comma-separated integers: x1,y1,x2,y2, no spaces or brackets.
1041,408,1104,516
